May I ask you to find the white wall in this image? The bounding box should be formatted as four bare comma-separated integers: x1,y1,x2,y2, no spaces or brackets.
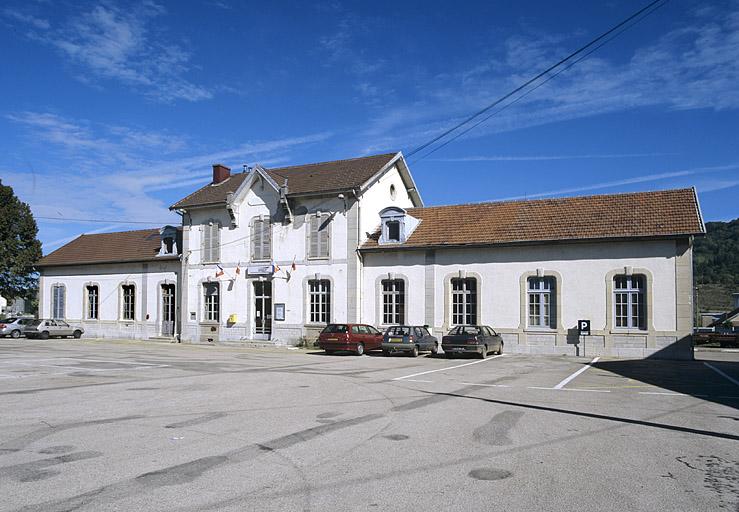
39,260,179,339
358,164,416,244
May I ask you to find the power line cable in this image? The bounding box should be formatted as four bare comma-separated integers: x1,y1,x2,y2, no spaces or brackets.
405,0,668,159
410,0,668,163
37,216,168,225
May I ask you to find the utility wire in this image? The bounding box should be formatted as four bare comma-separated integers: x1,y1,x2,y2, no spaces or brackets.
405,0,669,159
37,216,167,225
410,0,668,163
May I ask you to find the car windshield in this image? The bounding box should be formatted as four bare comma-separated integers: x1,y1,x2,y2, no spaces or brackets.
322,324,348,334
450,326,481,335
387,326,411,336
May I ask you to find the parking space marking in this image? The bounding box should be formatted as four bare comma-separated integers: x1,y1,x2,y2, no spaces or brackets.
704,362,739,387
553,356,600,389
528,386,611,393
391,354,504,381
405,379,433,383
458,382,510,388
638,391,688,396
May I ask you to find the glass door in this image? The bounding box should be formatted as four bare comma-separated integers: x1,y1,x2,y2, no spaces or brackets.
254,281,272,339
161,284,176,336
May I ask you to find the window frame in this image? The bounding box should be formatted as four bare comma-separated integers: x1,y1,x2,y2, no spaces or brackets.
251,216,272,262
381,278,405,325
86,285,99,320
308,279,331,324
450,277,477,326
203,282,220,323
121,284,136,321
51,284,65,320
202,219,221,263
613,274,646,330
527,276,555,329
307,213,331,260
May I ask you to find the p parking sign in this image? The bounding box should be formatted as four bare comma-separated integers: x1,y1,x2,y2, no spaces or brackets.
578,319,591,336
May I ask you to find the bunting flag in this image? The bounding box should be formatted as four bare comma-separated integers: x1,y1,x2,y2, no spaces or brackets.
235,266,241,275
291,256,297,271
274,264,281,273
215,264,225,278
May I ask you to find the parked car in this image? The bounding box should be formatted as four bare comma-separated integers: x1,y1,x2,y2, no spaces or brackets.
317,323,383,355
441,325,503,359
24,319,84,339
0,317,35,338
382,325,439,357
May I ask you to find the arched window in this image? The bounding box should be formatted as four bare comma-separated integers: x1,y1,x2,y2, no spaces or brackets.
381,279,405,324
203,282,220,322
308,279,331,323
528,277,556,328
614,275,645,329
121,284,135,320
451,277,477,325
86,285,99,320
51,284,65,319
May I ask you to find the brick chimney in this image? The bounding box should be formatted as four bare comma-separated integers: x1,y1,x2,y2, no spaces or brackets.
212,163,231,184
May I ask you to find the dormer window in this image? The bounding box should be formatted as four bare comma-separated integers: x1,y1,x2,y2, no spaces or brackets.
378,206,420,245
158,225,179,257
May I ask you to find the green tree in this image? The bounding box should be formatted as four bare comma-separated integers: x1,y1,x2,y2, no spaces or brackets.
0,180,42,304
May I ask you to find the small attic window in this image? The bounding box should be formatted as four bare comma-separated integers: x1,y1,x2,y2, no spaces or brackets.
387,220,400,241
390,184,397,200
158,225,179,256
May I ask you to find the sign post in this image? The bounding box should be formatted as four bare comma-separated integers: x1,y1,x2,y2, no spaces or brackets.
577,319,591,357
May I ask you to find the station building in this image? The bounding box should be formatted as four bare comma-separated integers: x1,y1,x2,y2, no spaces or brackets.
36,152,705,359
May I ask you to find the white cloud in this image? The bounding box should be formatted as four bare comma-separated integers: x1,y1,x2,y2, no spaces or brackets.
2,7,50,29
10,1,211,102
489,164,739,202
432,153,674,162
362,4,739,153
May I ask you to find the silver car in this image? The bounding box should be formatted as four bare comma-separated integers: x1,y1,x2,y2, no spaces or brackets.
0,317,35,338
24,319,84,339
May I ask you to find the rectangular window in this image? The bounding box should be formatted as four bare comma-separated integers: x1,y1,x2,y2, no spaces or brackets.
251,217,271,261
203,282,220,322
122,285,135,320
202,221,221,263
528,277,555,328
451,278,477,325
51,285,65,319
86,285,99,320
387,220,401,241
309,279,331,323
308,214,330,259
381,279,405,324
614,275,645,329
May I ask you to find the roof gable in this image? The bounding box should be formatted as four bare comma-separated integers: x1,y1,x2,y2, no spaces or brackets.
171,152,401,210
361,188,705,251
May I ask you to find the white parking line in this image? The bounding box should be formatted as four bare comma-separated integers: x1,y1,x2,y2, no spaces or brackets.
528,386,611,393
404,379,433,383
391,354,504,381
638,391,687,396
553,357,600,389
704,362,739,387
458,382,510,388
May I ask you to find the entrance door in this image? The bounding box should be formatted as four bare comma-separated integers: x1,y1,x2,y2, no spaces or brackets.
253,281,272,340
161,284,176,336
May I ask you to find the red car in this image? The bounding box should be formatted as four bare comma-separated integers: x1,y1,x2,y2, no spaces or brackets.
317,324,383,355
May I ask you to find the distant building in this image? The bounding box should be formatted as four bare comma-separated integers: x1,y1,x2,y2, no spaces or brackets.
36,152,705,359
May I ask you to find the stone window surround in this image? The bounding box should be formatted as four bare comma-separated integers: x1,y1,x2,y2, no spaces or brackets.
518,270,564,333
201,280,220,324
82,281,101,321
374,273,410,327
303,274,334,326
442,270,483,330
605,267,654,333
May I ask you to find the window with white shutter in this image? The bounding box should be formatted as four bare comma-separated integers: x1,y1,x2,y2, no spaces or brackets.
202,220,221,263
308,213,330,259
251,217,271,261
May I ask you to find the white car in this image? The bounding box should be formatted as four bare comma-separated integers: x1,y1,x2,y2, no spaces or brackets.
24,319,84,339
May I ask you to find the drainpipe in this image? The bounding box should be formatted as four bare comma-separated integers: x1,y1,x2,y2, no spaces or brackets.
352,188,363,323
174,209,186,342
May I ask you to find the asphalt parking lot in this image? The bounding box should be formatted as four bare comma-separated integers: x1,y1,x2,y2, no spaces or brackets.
0,339,737,512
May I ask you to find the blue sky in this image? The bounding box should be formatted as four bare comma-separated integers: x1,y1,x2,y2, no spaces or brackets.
1,0,738,253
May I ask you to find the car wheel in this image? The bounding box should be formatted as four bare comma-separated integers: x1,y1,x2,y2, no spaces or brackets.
479,346,488,359
410,345,419,358
497,342,504,355
431,343,438,356
382,349,390,357
73,330,82,339
355,343,365,356
40,331,50,340
10,330,21,339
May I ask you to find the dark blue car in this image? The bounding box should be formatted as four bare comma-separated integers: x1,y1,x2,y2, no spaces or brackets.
382,325,439,357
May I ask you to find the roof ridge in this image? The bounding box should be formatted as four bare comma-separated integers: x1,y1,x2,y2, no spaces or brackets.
407,187,694,211
266,152,397,172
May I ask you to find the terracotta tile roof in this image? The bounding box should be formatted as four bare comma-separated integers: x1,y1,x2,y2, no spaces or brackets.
361,188,705,251
37,228,179,267
171,152,398,209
